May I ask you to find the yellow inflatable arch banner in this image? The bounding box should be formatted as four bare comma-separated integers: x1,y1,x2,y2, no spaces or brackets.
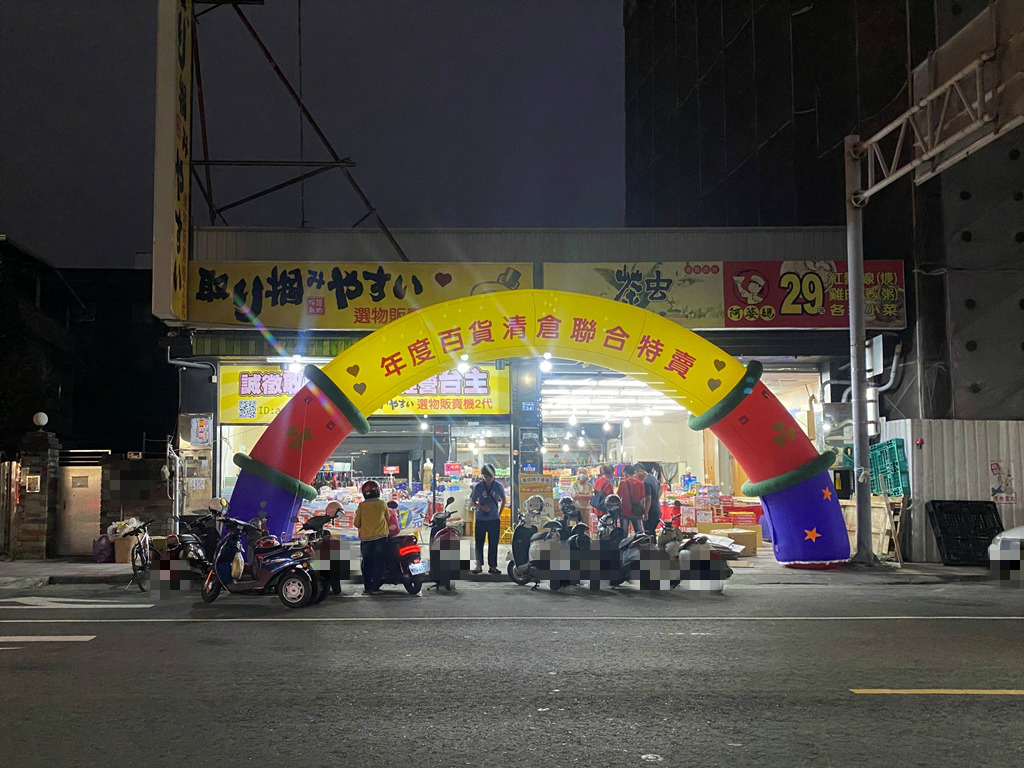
230,290,849,567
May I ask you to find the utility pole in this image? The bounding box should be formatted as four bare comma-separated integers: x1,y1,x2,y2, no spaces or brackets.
844,137,875,564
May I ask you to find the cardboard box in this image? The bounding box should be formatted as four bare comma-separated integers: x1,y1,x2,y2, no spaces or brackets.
113,536,134,564
712,528,757,557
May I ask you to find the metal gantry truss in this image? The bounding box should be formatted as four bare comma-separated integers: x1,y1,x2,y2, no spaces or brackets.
853,53,996,204
191,1,409,261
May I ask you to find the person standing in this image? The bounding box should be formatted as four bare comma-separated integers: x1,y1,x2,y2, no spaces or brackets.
616,465,647,535
637,466,662,535
592,465,615,515
354,480,389,595
470,463,505,575
571,469,594,528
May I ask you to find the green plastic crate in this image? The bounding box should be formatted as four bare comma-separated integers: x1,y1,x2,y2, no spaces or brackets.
870,438,910,495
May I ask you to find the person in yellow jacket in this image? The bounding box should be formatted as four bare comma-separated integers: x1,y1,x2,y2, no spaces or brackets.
355,480,389,595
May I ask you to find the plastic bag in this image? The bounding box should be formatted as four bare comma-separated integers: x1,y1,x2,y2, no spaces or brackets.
92,535,114,563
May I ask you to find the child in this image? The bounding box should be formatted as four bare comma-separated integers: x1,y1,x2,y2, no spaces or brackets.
354,480,389,595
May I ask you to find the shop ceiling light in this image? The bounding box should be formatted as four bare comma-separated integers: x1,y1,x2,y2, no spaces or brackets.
540,446,547,454
564,430,573,439
603,421,612,432
577,437,585,447
568,414,577,425
642,416,652,426
539,360,553,373
561,443,570,452
622,418,632,429
419,421,428,431
543,352,553,359
457,362,470,373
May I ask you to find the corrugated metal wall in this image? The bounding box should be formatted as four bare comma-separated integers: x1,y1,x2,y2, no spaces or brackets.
194,226,846,264
881,419,1024,562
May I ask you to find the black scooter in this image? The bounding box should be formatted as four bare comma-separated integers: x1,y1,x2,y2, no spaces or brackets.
365,501,427,595
290,507,344,602
427,497,462,592
508,500,592,591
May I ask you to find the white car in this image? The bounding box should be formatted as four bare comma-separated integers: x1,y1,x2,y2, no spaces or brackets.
988,526,1024,585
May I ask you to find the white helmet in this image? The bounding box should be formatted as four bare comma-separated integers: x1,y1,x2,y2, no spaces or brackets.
524,495,545,514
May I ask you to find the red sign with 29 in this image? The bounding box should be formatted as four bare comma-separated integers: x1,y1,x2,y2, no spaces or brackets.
721,260,906,329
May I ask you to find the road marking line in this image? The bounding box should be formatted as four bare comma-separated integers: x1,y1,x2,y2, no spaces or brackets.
0,597,153,610
851,689,1024,696
0,635,96,642
0,615,1021,624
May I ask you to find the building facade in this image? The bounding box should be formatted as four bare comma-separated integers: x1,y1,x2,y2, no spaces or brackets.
623,0,1024,421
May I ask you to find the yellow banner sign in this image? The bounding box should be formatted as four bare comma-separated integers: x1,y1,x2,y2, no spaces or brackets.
190,261,532,330
219,364,508,424
544,262,725,329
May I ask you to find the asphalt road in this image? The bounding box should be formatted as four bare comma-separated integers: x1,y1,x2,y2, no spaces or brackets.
1,580,1022,768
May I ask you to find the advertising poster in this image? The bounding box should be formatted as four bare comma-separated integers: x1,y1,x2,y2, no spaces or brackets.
518,474,556,518
189,261,532,330
545,260,906,330
990,460,1017,505
544,262,724,328
219,364,509,424
721,260,906,330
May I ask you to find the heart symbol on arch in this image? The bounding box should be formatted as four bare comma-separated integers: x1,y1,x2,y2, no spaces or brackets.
707,378,722,391
434,272,453,288
353,382,367,395
713,359,726,371
346,365,360,377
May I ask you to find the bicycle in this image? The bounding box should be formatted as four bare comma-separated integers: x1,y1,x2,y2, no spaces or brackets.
120,519,161,592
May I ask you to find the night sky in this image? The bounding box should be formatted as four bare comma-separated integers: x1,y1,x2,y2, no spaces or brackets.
0,1,624,268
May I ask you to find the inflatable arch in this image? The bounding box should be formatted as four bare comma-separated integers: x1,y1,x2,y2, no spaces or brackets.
230,290,849,567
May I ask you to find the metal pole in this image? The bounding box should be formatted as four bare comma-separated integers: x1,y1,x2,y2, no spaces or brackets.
845,135,875,565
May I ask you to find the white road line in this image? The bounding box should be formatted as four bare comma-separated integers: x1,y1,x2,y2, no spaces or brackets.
0,597,153,610
0,615,1021,624
0,635,96,642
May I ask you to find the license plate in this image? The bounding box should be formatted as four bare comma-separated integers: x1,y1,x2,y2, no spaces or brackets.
409,561,430,576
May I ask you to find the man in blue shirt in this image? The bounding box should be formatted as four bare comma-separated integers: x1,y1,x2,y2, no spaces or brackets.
638,466,662,535
470,463,505,574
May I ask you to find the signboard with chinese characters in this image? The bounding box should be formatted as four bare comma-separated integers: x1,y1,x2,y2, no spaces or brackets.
189,261,532,330
151,0,192,322
219,364,509,424
544,260,906,330
376,365,510,416
722,260,906,329
544,262,724,328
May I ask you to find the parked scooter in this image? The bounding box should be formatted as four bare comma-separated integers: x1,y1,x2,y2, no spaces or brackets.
165,507,221,576
201,504,320,609
507,495,554,589
508,496,592,591
656,515,735,591
596,494,659,588
426,496,462,592
365,501,428,594
290,505,343,603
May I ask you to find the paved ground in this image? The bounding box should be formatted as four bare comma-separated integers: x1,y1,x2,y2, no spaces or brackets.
1,576,1022,767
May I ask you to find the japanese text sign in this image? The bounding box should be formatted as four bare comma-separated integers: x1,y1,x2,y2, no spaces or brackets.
189,261,532,330
544,261,906,330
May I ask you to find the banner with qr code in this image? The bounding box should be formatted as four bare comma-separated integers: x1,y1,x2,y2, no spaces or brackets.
189,261,533,330
219,363,509,424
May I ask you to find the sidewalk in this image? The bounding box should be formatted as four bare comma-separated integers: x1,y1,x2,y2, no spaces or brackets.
0,547,991,589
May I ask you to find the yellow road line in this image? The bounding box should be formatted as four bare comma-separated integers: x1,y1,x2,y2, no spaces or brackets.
851,689,1024,696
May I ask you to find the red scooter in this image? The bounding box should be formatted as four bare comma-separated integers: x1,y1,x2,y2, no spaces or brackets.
426,496,462,592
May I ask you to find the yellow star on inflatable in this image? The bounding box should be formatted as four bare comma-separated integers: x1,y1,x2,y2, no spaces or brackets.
804,528,822,542
822,487,833,501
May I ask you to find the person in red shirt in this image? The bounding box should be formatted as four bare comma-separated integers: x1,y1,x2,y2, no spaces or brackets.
616,464,648,535
591,465,615,513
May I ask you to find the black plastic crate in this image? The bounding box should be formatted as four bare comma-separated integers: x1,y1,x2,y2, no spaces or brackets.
925,500,1004,566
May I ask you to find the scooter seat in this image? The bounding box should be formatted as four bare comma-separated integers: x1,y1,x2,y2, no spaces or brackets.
529,531,551,543
619,534,649,549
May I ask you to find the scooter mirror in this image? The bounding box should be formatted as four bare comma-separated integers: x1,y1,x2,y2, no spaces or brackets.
290,516,301,523
446,496,455,505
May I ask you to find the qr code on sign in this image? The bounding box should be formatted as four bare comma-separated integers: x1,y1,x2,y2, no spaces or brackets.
238,400,258,420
